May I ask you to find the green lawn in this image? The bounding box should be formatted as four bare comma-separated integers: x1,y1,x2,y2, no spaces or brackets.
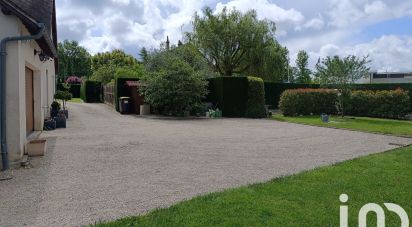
68,98,83,103
272,114,412,137
93,146,412,227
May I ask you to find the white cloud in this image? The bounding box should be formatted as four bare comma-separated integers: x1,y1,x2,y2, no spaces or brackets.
302,17,324,30
215,0,304,37
364,1,387,15
309,35,412,72
55,0,412,71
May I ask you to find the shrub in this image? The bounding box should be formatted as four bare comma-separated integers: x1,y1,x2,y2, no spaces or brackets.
264,83,320,108
56,83,70,92
245,77,266,118
54,90,72,109
66,76,82,84
279,89,338,116
142,59,208,116
51,101,61,110
347,89,410,119
80,80,102,103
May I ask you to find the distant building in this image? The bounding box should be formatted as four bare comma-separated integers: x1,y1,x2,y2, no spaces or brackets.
368,72,412,84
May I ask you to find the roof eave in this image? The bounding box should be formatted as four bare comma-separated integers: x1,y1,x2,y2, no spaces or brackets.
0,0,57,58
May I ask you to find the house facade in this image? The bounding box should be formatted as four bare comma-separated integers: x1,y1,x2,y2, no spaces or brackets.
0,0,57,170
368,72,412,84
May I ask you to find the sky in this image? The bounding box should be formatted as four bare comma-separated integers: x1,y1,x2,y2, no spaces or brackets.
56,0,412,72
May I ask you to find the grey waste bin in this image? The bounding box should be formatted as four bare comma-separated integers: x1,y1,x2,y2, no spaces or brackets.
119,97,131,114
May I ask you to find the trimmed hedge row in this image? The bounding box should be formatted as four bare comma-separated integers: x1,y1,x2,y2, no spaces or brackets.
69,84,81,98
279,88,410,119
265,82,412,110
245,77,266,118
351,83,412,110
279,89,338,116
206,76,266,118
347,89,410,119
264,83,320,109
80,80,102,103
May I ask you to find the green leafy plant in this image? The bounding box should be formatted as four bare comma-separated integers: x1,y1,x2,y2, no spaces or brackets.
54,90,72,110
315,55,370,117
187,7,288,81
142,58,208,116
279,89,338,116
347,89,410,119
51,101,61,111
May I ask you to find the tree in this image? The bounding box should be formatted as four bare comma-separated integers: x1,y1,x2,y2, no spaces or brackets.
245,41,289,82
187,7,285,78
90,65,117,85
144,43,216,79
58,40,92,81
139,47,149,63
315,55,371,116
91,49,138,71
294,50,312,83
91,50,142,84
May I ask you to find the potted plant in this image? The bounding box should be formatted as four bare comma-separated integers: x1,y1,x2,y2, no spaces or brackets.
43,118,56,130
50,101,61,118
54,110,67,128
54,90,72,118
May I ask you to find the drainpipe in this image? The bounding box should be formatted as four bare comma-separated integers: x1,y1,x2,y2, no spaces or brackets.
0,23,46,171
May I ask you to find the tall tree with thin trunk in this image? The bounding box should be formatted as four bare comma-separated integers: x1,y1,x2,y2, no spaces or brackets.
315,55,371,117
294,50,312,83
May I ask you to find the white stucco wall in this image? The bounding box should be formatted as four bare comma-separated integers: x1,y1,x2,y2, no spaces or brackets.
1,9,56,165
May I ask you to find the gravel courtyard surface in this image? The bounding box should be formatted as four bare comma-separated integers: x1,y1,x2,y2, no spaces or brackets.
1,103,411,227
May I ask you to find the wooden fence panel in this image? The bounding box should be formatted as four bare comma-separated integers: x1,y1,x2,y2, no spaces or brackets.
104,85,115,108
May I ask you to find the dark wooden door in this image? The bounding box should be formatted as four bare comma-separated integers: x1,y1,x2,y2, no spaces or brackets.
25,67,34,136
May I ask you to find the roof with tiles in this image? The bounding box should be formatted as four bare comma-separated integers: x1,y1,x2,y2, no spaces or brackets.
0,0,57,59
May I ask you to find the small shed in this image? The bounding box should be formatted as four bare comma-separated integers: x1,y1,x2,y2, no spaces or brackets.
124,81,146,114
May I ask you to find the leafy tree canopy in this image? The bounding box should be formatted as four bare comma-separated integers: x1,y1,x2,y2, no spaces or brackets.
187,7,288,81
90,49,142,85
315,55,370,87
58,40,92,81
91,49,139,71
145,43,216,79
294,50,312,84
315,55,371,116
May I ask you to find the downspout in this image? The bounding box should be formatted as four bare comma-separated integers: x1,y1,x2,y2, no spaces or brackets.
0,23,46,171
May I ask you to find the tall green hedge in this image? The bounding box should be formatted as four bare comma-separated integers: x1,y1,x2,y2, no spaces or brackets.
264,83,320,109
114,77,140,112
207,76,266,118
245,77,266,118
69,84,81,98
80,80,102,103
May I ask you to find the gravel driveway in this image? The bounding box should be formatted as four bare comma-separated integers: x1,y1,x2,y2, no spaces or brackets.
1,103,411,227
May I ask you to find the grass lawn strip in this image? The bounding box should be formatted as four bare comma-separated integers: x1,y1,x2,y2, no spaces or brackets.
93,145,412,227
272,114,412,137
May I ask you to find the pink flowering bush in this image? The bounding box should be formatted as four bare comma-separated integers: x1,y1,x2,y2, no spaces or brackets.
66,76,82,84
